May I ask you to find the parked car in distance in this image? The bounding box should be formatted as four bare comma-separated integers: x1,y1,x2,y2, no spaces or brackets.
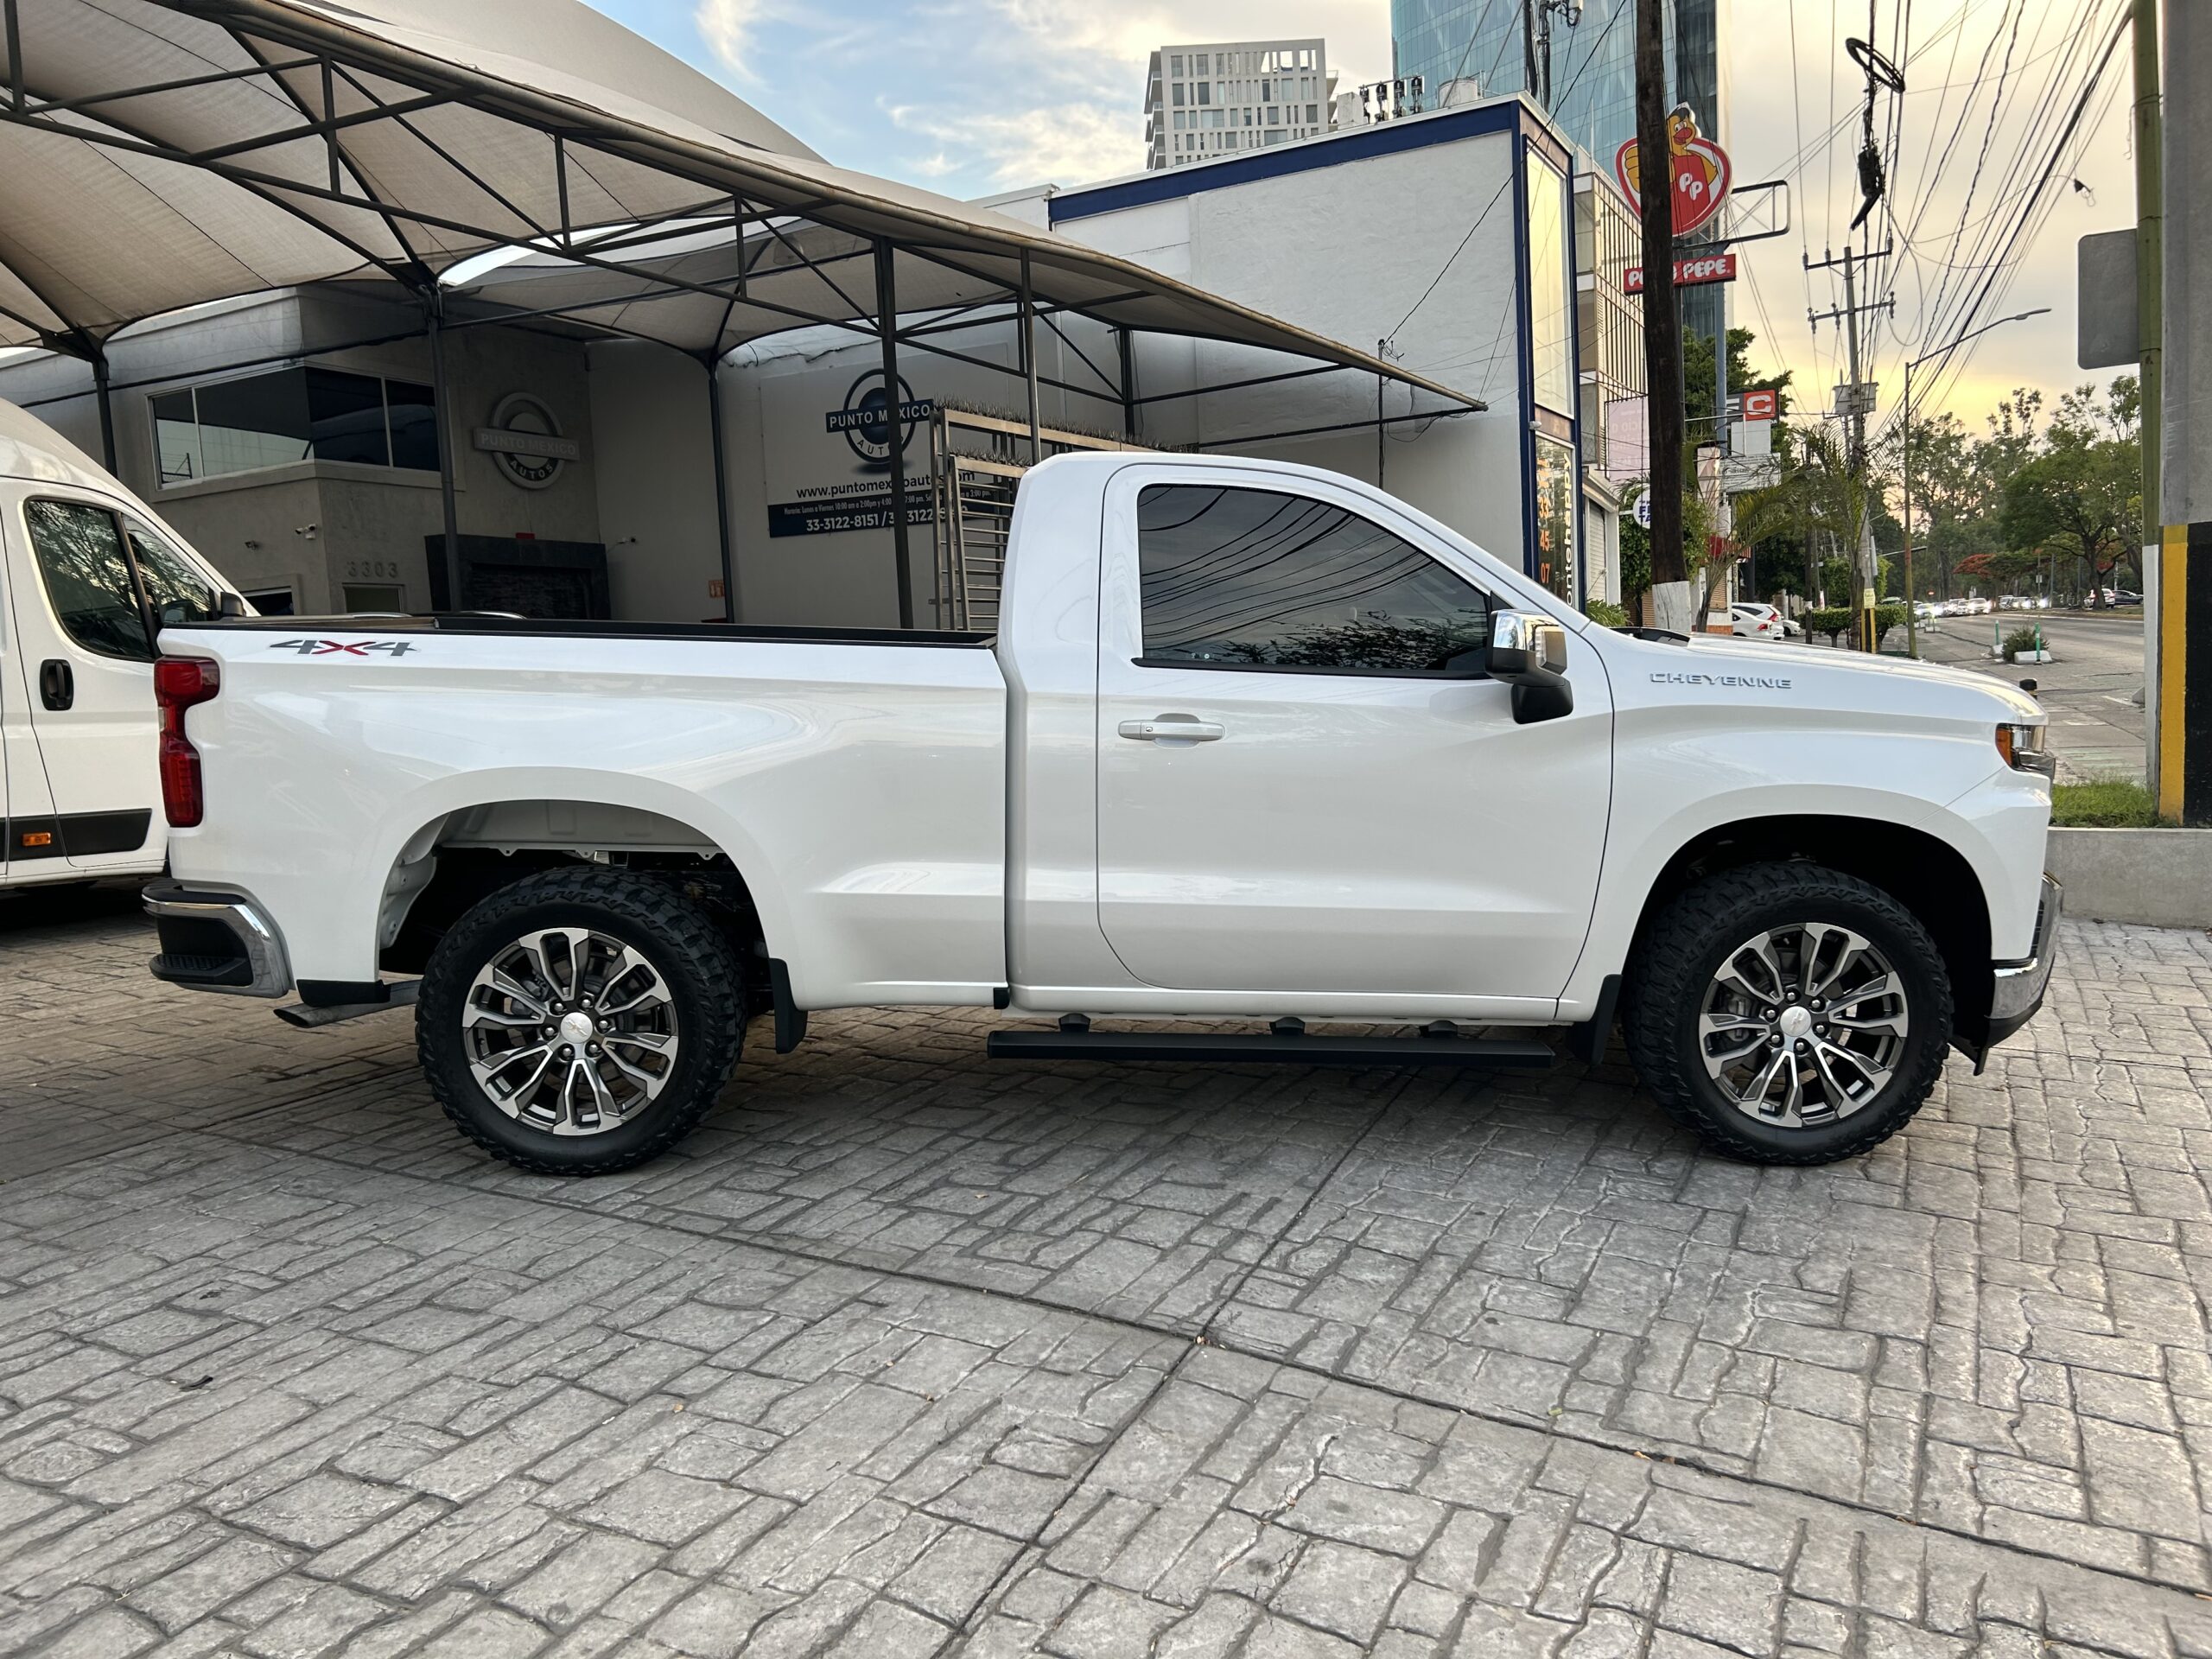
0,399,247,893
147,450,2061,1177
1729,601,1783,640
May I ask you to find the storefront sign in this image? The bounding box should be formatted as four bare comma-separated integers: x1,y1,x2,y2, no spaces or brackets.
473,391,579,490
1613,106,1733,238
1624,252,1737,292
766,369,938,539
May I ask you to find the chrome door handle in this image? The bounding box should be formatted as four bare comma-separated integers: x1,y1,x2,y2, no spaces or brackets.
1118,717,1224,743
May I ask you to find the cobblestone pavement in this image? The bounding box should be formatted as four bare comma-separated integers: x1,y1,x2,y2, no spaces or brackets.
4,892,2212,1656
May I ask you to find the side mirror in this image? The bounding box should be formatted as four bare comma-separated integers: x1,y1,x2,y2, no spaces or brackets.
219,591,248,619
1488,611,1573,724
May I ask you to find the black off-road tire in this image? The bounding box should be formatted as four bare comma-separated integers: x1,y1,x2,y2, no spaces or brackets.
416,867,745,1175
1620,861,1953,1165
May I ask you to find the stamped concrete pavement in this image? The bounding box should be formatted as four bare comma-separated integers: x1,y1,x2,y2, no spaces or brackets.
3,892,2212,1656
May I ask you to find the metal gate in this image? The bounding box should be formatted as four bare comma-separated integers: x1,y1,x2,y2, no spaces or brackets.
929,407,1148,631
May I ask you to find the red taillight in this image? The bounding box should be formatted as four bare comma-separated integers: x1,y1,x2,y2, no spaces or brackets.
154,657,219,828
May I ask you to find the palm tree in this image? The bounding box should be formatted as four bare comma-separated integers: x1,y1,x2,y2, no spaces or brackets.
1729,426,1876,612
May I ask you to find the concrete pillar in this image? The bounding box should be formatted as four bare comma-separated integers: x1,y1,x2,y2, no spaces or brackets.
2158,0,2211,823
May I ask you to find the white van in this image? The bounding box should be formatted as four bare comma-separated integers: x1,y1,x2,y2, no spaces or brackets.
0,398,245,890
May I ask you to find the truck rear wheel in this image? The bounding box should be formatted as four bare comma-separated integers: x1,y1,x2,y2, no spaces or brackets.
1621,861,1953,1165
416,867,744,1174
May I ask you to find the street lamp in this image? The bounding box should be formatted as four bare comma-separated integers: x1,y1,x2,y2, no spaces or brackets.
1901,307,2050,658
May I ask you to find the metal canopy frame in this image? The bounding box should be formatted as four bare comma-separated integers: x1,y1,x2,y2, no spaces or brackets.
0,0,1483,624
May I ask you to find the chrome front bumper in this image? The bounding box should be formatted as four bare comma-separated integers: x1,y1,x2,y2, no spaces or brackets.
1988,873,2063,1028
143,879,293,999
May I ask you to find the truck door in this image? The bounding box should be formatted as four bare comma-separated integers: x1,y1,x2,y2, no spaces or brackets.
1093,467,1612,1001
8,496,185,870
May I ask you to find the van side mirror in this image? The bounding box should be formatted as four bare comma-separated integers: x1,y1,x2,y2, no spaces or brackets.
219,591,247,618
1488,611,1573,724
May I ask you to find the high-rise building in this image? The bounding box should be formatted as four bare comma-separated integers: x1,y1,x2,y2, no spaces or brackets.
1389,0,1721,172
1391,0,1729,434
1144,40,1338,171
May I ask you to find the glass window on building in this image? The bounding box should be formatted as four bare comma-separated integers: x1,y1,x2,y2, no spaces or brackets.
1173,81,1185,105
1170,54,1183,75
1533,435,1578,604
342,582,407,613
1526,151,1574,417
1197,80,1210,105
151,367,441,486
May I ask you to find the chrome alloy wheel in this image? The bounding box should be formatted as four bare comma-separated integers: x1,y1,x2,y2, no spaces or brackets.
461,926,680,1135
1696,922,1909,1128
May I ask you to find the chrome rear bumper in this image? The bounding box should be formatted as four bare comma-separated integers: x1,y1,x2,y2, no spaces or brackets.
143,880,292,999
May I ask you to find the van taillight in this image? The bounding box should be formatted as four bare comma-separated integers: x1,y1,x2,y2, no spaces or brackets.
154,657,219,828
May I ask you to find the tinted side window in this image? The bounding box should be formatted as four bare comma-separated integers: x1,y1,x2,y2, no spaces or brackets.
23,499,151,661
1136,485,1491,673
126,521,226,629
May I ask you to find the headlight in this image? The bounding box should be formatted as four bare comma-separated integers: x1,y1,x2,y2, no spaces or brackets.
1996,721,2055,776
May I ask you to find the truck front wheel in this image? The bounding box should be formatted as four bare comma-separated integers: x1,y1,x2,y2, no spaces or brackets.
1621,862,1953,1164
416,867,745,1174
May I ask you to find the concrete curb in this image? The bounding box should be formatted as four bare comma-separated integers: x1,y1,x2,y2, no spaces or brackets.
2045,827,2212,928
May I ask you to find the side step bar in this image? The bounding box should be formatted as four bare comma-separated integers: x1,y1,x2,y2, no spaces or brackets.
986,1026,1554,1069
276,979,420,1029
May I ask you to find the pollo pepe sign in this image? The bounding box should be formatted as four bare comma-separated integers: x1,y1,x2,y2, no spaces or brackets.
1612,105,1732,239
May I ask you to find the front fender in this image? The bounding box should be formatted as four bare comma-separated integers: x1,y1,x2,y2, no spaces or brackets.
1560,717,2043,1013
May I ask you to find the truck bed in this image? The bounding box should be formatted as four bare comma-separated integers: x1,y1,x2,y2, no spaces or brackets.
181,614,995,648
158,616,1010,1007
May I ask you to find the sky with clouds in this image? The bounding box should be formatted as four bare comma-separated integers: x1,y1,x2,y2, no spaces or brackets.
591,0,2139,431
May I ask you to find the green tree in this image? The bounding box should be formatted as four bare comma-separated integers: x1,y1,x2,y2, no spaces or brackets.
1731,426,1877,608
1685,326,1794,439
1997,377,2139,606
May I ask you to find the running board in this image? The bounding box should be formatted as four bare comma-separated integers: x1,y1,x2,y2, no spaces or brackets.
985,1027,1554,1068
276,979,419,1029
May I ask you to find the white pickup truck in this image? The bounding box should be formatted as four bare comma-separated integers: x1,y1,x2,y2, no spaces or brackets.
146,451,2060,1174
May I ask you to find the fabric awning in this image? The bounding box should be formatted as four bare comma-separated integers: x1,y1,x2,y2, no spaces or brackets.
0,0,1476,410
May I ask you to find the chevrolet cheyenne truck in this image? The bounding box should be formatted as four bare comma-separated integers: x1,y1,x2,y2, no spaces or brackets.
143,451,2060,1174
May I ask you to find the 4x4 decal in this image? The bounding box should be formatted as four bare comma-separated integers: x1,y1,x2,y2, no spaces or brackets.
268,639,417,657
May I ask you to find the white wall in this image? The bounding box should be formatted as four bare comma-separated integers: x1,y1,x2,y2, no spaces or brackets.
588,341,723,622
1052,117,1534,574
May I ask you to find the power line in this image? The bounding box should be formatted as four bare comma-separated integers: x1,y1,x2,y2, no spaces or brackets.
1386,172,1516,340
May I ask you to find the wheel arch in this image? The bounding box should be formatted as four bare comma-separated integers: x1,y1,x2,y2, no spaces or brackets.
1621,814,1994,1031
367,777,792,984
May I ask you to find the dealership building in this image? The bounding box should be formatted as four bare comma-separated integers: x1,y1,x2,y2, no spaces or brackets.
0,54,1627,627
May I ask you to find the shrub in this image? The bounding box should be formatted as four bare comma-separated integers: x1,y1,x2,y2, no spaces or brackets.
2001,626,2042,663
1801,607,1853,645
1584,598,1630,629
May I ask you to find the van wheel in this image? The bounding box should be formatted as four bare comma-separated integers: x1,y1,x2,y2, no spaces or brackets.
416,867,744,1175
1621,862,1952,1165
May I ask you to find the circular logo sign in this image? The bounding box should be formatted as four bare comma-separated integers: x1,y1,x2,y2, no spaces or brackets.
474,391,580,491
1612,105,1732,239
1632,491,1652,531
831,372,925,467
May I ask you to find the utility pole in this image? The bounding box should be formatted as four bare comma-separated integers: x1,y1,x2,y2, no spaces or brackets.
1807,244,1895,648
1634,0,1689,631
2158,0,2209,823
1523,2,1541,105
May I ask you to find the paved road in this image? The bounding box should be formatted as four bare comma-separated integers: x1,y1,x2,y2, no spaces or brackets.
3,893,2212,1657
